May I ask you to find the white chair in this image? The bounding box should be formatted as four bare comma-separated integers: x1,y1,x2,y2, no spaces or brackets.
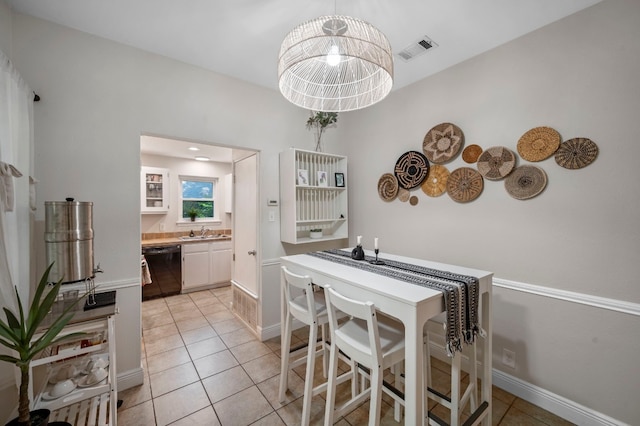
323,285,405,426
278,266,355,426
424,313,479,426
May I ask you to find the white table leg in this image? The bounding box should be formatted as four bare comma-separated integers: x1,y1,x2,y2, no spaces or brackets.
403,315,424,425
481,289,492,425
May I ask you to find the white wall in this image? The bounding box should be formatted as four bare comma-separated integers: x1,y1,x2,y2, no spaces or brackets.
141,153,232,233
341,1,639,423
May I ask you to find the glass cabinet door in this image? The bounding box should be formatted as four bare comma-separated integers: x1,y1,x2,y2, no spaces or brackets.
141,166,169,213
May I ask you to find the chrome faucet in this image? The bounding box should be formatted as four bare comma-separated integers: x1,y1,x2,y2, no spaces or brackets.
200,226,209,237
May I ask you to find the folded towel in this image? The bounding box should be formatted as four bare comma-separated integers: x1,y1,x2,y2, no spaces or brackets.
141,255,152,286
0,161,23,212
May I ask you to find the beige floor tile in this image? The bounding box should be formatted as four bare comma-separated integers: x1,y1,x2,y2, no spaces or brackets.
492,384,517,405
263,335,282,354
149,362,200,397
211,318,246,335
205,310,236,324
143,312,176,330
491,396,511,426
257,373,306,410
211,286,232,297
170,406,221,426
146,346,191,375
242,352,282,384
168,300,197,314
117,379,152,411
251,412,286,426
186,336,227,360
117,399,156,425
512,398,575,425
142,322,179,340
214,386,274,426
198,300,229,315
193,349,239,379
172,308,205,323
218,295,233,307
343,399,401,425
180,324,218,345
498,406,548,426
176,316,211,333
145,333,185,357
201,365,253,403
153,382,211,426
276,394,327,426
164,294,195,306
219,327,258,348
142,303,171,318
230,340,273,364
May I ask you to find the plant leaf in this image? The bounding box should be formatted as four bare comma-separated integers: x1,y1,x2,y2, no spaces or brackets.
27,263,55,326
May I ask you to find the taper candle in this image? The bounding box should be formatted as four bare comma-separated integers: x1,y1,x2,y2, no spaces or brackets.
374,237,379,249
357,235,362,245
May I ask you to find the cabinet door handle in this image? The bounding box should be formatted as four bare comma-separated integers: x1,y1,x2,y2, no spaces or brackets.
248,250,257,256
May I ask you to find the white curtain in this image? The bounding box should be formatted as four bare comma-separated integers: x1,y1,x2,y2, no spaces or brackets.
0,49,34,313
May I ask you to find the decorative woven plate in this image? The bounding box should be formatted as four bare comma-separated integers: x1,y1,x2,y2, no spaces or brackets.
446,167,484,203
476,146,516,180
517,126,561,162
504,165,547,200
462,144,483,163
377,173,398,202
421,165,450,197
423,123,464,164
555,137,599,169
394,151,430,189
409,196,419,206
398,188,410,202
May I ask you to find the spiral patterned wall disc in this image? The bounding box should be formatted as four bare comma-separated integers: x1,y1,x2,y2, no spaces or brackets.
517,126,561,162
446,167,484,203
462,144,483,163
421,165,450,197
554,137,598,169
476,146,516,180
377,173,398,202
423,122,464,164
504,165,547,200
394,151,430,189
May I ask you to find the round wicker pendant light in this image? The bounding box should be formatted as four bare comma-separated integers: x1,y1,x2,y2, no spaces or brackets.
278,15,393,112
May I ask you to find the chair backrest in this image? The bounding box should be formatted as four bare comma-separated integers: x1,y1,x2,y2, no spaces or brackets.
324,285,383,367
281,265,318,324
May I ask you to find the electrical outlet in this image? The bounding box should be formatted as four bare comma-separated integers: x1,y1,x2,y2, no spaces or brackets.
159,223,165,231
502,348,516,368
268,211,275,222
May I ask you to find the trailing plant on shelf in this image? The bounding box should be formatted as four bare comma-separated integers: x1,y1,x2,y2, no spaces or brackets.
0,263,86,426
306,111,338,152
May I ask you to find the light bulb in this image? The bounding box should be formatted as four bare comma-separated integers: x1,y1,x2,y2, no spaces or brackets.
327,45,340,66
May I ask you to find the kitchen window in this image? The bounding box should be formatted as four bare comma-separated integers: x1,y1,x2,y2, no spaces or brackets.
179,175,219,222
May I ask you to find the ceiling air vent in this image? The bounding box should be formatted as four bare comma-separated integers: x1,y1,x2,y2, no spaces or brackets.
397,36,438,62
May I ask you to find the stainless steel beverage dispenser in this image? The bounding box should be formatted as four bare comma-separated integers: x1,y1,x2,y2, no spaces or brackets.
44,197,96,284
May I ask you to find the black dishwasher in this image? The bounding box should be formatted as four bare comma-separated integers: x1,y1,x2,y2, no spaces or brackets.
142,244,182,301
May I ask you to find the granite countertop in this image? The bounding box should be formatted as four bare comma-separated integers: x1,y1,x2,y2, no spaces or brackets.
141,235,232,248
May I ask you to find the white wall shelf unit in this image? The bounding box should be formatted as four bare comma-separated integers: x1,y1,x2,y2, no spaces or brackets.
279,148,348,244
29,303,117,426
141,166,169,214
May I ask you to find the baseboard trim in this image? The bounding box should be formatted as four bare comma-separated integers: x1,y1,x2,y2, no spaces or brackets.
493,277,640,317
116,367,144,392
492,369,626,426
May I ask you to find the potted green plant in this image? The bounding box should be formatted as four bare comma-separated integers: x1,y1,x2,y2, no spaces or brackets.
187,208,199,222
0,263,85,426
306,111,338,152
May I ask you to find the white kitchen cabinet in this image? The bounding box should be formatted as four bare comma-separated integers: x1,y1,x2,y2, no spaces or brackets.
141,166,169,214
182,240,232,292
28,302,117,425
279,148,348,244
182,243,210,291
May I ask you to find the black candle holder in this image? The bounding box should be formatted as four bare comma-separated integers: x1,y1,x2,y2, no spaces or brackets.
369,249,385,265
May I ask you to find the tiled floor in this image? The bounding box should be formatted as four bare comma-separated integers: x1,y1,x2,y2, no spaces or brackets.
117,288,575,426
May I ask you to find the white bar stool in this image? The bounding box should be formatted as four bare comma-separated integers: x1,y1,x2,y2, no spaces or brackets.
424,313,479,426
323,285,405,426
278,266,355,426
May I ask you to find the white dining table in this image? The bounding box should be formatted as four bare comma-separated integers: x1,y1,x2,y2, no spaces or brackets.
280,250,493,426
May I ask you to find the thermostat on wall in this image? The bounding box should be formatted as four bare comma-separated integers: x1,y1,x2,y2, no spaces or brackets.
267,199,278,206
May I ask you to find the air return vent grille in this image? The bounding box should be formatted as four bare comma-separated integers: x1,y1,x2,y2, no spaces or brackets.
397,36,438,62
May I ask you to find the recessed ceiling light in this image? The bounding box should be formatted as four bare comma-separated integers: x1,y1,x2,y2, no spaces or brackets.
188,146,200,151
195,156,210,161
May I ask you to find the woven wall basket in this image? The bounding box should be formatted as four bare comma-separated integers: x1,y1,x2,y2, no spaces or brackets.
517,126,561,162
504,165,547,200
476,146,516,180
446,167,484,203
555,137,599,169
377,173,399,202
421,165,450,197
423,122,464,164
462,144,483,164
394,151,430,189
